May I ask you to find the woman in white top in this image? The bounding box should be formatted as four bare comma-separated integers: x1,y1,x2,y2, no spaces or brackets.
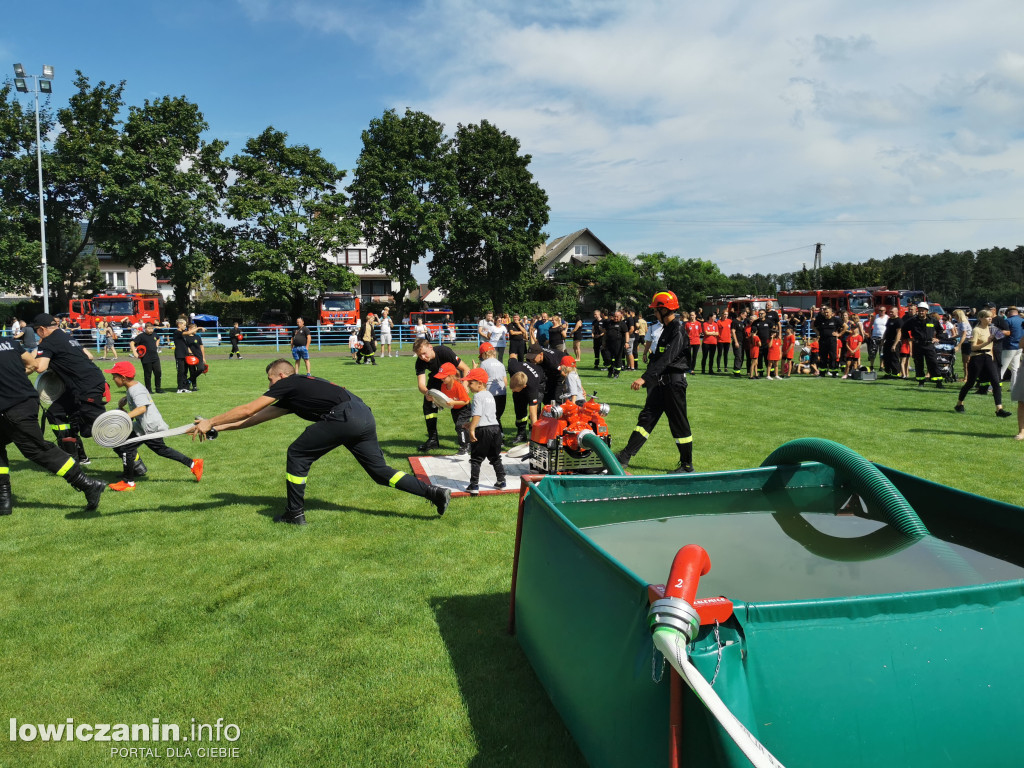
490,316,508,362
952,309,972,381
378,308,395,357
414,321,429,340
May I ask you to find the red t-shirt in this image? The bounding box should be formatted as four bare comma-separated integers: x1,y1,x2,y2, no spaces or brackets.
440,378,469,409
767,338,782,361
782,334,795,359
718,318,732,345
810,340,819,353
846,333,863,358
749,334,761,359
701,321,719,345
685,321,702,346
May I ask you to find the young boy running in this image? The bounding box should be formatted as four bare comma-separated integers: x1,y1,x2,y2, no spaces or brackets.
464,368,506,496
105,361,204,491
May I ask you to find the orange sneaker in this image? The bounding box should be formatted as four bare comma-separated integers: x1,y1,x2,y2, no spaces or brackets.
108,481,136,492
191,458,204,482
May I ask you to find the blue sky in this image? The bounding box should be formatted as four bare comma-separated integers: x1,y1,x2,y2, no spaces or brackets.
5,0,1024,282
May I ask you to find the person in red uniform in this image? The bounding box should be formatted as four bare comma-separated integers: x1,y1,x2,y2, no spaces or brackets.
434,362,472,455
748,333,761,379
716,314,732,374
766,329,783,379
843,330,863,378
781,327,796,378
700,314,719,374
684,312,702,373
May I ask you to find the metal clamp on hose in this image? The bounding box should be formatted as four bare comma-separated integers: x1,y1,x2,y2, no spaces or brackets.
648,597,701,643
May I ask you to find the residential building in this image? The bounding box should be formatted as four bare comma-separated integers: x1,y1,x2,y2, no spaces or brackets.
533,228,614,278
325,242,399,304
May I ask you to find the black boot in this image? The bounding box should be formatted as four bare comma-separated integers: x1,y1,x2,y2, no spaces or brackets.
513,428,529,444
274,510,307,525
134,458,148,477
417,436,440,452
68,472,105,510
672,441,694,474
0,477,12,516
614,451,631,467
428,485,451,516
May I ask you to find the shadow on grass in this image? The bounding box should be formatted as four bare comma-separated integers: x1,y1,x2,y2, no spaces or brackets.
906,428,1009,439
431,593,585,768
64,492,433,521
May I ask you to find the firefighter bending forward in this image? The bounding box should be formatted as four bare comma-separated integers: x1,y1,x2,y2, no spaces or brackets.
191,359,451,523
614,291,694,473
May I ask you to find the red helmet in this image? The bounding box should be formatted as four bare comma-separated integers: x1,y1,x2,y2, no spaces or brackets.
649,290,679,310
185,355,200,366
135,345,147,358
202,363,210,375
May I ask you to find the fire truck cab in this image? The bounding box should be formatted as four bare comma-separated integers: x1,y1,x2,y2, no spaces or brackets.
777,289,874,319
317,291,360,329
68,290,163,330
409,309,454,342
870,288,928,318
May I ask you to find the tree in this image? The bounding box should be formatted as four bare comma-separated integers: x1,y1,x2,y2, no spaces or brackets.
99,95,229,314
348,108,454,320
223,127,361,319
431,120,549,315
46,72,126,307
0,82,51,294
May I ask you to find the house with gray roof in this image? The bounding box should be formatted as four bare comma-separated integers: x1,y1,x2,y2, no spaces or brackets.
532,228,614,278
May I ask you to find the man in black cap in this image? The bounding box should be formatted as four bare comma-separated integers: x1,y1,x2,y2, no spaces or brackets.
1,330,105,515
191,359,451,523
31,313,110,465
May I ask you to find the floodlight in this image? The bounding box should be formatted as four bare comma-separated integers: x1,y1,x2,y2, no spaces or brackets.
13,63,25,77
39,79,51,94
15,78,28,93
42,64,53,79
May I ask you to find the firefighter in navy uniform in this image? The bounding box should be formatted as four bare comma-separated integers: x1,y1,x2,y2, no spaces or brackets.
0,334,105,515
902,301,945,388
31,314,107,465
813,307,843,377
614,291,695,473
413,338,470,451
192,359,451,523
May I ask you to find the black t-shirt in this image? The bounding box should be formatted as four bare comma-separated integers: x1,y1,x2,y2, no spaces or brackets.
173,329,189,359
883,317,901,343
814,316,842,341
135,331,160,363
591,319,604,340
229,329,243,345
750,318,772,344
605,319,626,341
185,335,204,359
507,357,543,402
36,328,105,400
549,322,564,346
414,345,462,378
264,375,351,422
0,339,37,412
292,327,311,348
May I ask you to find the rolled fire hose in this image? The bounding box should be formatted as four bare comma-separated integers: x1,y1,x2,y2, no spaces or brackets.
649,545,788,768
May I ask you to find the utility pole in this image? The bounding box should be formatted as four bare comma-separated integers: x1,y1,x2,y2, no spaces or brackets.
813,243,823,288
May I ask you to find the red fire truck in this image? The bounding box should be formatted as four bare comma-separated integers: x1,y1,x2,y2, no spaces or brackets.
777,289,874,319
409,309,454,341
700,295,779,318
868,287,928,317
317,291,360,328
68,290,163,330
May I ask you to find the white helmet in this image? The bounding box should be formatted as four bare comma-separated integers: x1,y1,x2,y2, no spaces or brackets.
916,302,929,310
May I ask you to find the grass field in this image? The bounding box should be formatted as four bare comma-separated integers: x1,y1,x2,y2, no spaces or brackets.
2,347,1022,767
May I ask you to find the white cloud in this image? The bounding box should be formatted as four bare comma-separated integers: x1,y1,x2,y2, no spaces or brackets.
250,0,1024,272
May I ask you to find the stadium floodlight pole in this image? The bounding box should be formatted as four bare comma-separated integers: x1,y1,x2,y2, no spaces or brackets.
13,63,54,313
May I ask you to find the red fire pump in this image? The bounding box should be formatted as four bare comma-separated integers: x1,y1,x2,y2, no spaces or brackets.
528,395,612,474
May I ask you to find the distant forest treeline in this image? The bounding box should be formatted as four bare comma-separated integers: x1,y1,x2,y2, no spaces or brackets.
727,246,1024,309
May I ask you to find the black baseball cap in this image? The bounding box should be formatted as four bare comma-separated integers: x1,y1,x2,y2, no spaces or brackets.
528,343,544,355
31,313,57,329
